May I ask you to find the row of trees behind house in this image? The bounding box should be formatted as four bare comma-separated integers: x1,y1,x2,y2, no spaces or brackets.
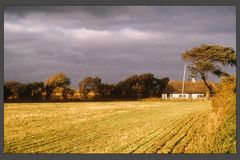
4,43,237,101
4,73,170,102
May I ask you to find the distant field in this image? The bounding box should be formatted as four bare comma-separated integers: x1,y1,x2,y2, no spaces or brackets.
4,101,212,153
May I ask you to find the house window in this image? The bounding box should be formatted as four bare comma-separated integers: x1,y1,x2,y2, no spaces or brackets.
179,94,186,98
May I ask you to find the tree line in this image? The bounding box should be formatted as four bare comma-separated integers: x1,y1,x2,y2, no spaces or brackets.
4,73,170,102
4,43,237,101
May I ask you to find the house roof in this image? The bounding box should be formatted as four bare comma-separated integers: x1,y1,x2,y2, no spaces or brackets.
162,80,214,94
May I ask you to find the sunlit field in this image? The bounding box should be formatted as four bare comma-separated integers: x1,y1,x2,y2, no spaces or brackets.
4,101,213,153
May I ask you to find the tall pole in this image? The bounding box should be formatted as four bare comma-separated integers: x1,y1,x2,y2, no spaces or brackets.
181,63,186,96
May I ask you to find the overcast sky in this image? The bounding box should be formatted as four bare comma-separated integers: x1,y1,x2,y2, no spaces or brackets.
4,6,236,88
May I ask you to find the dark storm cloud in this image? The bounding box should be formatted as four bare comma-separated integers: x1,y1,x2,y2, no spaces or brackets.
4,6,236,88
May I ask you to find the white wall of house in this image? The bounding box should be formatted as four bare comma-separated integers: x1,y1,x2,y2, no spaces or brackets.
191,94,204,99
170,94,189,99
161,93,205,99
162,94,168,99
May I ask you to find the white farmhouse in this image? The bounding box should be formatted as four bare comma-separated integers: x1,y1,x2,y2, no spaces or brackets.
161,79,212,99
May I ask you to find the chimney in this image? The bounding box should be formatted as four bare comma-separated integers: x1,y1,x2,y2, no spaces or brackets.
192,77,196,83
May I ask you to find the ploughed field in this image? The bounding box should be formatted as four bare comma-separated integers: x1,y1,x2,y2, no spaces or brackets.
4,101,212,153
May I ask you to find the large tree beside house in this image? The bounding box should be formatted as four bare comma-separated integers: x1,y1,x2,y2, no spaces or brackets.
181,44,236,100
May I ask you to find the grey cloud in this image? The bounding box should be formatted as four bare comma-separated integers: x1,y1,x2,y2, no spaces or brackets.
5,6,235,33
4,6,236,88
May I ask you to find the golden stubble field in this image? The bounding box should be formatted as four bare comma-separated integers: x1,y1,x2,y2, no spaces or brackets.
4,101,212,153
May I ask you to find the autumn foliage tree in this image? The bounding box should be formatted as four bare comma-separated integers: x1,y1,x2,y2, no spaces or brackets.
4,81,21,100
78,73,169,101
21,82,45,100
182,44,236,100
113,73,169,99
78,77,103,100
28,82,45,100
45,73,71,99
4,81,46,101
4,85,12,100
